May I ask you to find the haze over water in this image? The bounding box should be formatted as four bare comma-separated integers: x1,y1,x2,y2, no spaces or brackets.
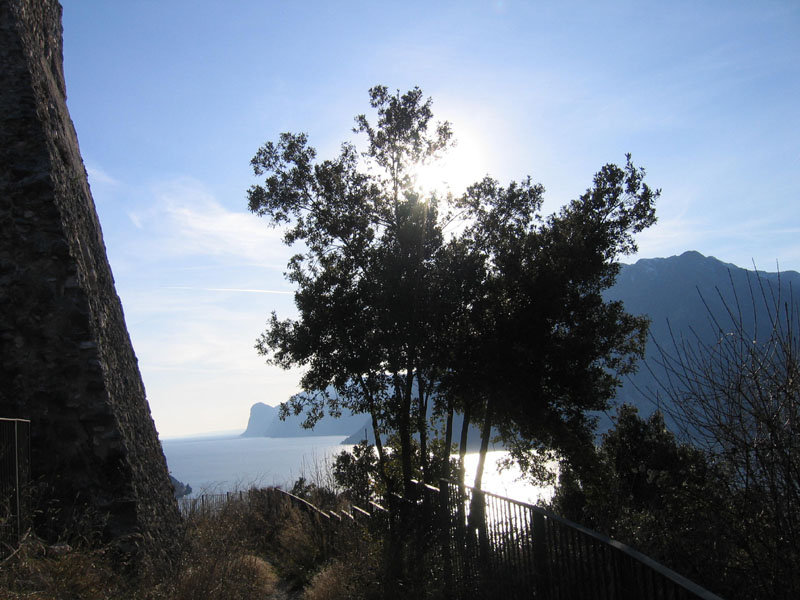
161,435,554,505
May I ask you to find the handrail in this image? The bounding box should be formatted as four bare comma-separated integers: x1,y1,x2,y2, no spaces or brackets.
436,479,724,600
183,482,725,599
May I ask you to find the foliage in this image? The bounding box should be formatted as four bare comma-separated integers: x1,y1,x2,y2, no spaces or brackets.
647,272,800,599
333,437,459,507
289,476,338,508
248,84,658,497
332,440,378,506
550,397,800,599
0,486,389,600
441,155,658,484
249,85,453,495
552,405,734,593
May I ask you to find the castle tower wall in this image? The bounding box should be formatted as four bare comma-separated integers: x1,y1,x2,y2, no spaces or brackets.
0,0,181,564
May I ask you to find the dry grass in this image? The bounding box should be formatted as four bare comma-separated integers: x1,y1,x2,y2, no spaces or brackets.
0,486,386,600
0,536,122,599
171,553,279,600
168,496,282,600
302,560,355,600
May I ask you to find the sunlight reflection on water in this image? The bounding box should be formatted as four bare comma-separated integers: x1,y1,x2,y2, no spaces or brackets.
461,451,557,506
162,436,556,505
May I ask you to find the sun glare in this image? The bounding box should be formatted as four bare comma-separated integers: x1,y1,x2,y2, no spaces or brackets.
414,130,488,198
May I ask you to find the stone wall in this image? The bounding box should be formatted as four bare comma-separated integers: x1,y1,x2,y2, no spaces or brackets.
0,0,181,566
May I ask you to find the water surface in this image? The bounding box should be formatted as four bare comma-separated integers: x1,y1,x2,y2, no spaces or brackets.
162,435,555,504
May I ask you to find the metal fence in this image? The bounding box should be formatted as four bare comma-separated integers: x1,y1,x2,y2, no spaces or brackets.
178,491,246,517
186,479,724,599
424,479,724,600
0,418,30,554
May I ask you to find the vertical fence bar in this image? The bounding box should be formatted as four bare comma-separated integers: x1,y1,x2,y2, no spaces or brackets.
14,420,20,542
533,509,548,598
439,480,454,598
504,498,513,593
1,419,30,554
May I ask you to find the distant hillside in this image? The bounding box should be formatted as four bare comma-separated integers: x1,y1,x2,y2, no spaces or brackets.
242,394,489,448
264,406,370,437
169,475,192,499
247,251,799,441
241,402,279,437
241,400,370,438
606,250,800,426
341,410,497,451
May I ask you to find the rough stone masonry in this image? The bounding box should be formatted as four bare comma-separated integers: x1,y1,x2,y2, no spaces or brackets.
0,0,181,565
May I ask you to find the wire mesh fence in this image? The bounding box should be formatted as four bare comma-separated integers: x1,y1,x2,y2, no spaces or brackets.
0,418,30,555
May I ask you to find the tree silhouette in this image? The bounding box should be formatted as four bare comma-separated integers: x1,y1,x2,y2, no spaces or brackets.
248,85,658,496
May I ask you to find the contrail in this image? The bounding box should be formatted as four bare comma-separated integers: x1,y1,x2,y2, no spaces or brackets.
167,286,293,295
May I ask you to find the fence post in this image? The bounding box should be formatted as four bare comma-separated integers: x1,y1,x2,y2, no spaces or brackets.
14,420,21,542
532,510,549,598
468,489,491,593
439,479,454,597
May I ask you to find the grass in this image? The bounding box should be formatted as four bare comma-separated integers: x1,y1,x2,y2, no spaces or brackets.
0,486,385,600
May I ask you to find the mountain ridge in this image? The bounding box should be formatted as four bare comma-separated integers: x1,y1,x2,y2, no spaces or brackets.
243,251,799,440
607,250,800,427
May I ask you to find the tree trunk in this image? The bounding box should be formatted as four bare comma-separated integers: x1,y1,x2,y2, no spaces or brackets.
416,372,430,483
473,398,494,491
360,376,391,493
370,408,390,492
458,404,471,486
442,396,454,481
396,372,415,498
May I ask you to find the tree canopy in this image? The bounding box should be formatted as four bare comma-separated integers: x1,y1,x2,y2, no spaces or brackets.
248,85,658,496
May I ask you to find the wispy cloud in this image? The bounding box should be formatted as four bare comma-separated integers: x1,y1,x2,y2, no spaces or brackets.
127,211,143,229
125,177,292,270
86,163,119,187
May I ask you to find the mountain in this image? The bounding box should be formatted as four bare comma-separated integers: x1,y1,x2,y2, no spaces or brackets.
245,251,799,442
169,475,192,499
242,393,489,448
241,400,371,438
341,410,496,451
606,250,800,427
241,402,279,437
263,406,370,437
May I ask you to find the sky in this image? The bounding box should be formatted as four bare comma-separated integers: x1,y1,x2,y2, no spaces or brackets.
58,1,799,438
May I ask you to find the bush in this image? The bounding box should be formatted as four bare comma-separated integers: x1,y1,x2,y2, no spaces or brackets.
552,404,763,599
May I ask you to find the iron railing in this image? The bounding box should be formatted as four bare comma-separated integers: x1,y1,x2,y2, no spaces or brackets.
185,480,724,599
427,479,724,599
0,418,30,554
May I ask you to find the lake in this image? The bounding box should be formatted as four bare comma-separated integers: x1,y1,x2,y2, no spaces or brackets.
161,434,554,505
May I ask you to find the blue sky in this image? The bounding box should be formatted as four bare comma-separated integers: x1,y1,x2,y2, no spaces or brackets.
59,1,799,437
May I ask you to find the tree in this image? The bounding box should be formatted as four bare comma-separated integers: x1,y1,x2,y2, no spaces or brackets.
332,440,378,507
248,85,659,499
551,405,734,597
442,157,658,487
248,86,453,496
649,272,800,599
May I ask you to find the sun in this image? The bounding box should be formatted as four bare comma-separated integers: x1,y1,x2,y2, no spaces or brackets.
413,128,488,198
